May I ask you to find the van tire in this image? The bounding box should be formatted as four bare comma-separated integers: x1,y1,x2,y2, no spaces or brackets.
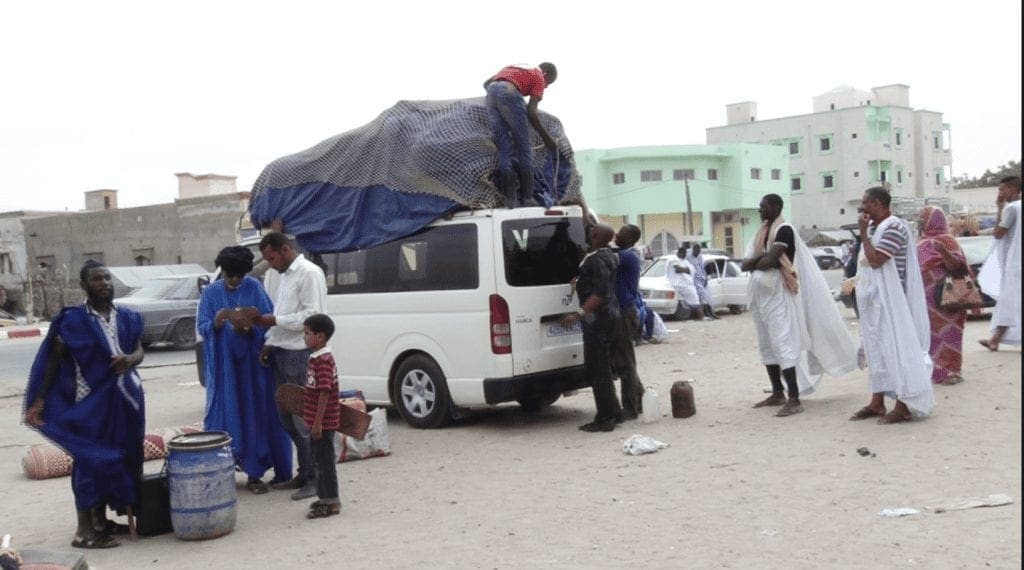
728,304,744,315
393,355,452,429
517,393,560,412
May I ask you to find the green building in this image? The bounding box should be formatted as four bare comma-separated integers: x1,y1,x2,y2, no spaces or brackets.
575,144,791,258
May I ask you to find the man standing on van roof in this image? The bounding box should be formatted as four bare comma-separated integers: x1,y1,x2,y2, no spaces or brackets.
253,232,328,501
611,224,645,419
483,62,558,209
563,223,623,432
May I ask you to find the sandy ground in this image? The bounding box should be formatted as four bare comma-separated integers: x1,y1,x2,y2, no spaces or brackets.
0,308,1019,569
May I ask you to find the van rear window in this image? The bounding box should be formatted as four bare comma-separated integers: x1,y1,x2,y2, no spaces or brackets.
502,218,587,287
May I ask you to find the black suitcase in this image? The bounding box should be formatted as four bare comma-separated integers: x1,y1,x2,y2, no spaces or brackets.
137,467,173,537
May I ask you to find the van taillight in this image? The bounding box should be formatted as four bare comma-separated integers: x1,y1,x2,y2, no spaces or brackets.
489,294,512,354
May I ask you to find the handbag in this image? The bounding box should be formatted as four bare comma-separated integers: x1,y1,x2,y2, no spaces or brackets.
136,462,173,536
935,272,983,311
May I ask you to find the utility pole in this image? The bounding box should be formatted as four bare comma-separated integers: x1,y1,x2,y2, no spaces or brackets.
684,177,695,235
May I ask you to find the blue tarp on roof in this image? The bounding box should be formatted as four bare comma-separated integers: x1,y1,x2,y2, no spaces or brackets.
248,98,581,253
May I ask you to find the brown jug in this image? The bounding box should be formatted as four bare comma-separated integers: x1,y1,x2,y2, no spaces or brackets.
670,380,696,418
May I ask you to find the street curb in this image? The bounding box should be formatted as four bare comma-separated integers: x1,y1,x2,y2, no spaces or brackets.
0,326,48,340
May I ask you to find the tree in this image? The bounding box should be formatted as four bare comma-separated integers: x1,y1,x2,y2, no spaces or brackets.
954,160,1021,189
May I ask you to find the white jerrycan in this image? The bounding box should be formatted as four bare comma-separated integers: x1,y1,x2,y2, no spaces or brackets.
641,387,660,423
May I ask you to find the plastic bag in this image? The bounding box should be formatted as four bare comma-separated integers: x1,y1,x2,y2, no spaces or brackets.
622,434,669,455
335,408,391,463
651,312,669,341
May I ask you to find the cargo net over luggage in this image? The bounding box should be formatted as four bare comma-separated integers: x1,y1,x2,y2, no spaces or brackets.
249,97,583,254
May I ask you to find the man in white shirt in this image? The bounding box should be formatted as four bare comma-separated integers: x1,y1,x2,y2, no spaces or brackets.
254,232,328,500
667,246,707,321
980,176,1021,350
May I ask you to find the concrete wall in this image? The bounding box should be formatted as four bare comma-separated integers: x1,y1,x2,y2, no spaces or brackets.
175,173,239,200
950,186,999,215
23,193,250,278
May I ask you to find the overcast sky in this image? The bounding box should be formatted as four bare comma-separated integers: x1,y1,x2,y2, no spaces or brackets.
1,0,1020,213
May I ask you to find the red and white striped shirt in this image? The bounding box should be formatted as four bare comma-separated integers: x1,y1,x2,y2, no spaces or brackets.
304,347,340,431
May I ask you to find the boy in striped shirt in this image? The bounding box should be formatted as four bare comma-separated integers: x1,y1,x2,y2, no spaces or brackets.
302,314,341,518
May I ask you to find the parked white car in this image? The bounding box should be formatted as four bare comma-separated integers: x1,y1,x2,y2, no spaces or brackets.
639,254,749,319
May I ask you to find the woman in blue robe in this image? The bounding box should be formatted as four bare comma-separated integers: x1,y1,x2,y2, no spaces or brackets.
198,246,292,493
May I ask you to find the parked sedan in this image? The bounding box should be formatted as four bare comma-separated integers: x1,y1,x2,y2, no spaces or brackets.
639,254,748,319
116,274,210,349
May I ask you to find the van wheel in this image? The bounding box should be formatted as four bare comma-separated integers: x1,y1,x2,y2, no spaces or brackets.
517,393,560,412
170,318,196,350
728,304,744,315
393,355,452,429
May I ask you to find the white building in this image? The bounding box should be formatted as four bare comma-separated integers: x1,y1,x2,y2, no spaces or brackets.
706,84,953,229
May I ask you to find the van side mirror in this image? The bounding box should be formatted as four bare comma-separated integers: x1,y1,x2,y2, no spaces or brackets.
197,275,211,294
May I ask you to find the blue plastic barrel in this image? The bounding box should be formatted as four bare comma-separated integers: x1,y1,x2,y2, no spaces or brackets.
167,431,237,540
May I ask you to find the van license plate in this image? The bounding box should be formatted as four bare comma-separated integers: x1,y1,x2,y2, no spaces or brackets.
546,321,582,337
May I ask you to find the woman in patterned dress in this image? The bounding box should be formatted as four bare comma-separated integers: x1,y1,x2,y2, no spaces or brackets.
917,206,969,385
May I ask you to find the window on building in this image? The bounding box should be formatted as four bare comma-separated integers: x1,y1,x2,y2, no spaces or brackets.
823,174,834,189
673,169,695,181
830,103,835,110
132,248,154,267
935,170,941,185
851,133,858,139
819,137,832,152
788,141,799,155
896,168,904,185
895,129,903,148
880,171,887,183
103,196,111,210
771,169,781,180
791,177,802,191
612,172,625,184
934,134,941,150
0,252,12,274
35,256,56,279
707,169,718,180
640,170,662,182
750,168,761,180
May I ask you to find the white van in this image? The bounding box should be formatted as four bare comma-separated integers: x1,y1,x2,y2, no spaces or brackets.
310,206,589,428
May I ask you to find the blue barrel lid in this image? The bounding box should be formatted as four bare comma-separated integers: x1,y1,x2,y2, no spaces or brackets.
168,430,232,450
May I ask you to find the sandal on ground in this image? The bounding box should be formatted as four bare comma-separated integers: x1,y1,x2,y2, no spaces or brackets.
849,406,885,421
977,339,998,351
246,479,270,495
72,533,120,549
775,401,804,417
943,375,965,385
306,504,341,519
877,411,912,425
753,395,786,408
94,520,131,536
